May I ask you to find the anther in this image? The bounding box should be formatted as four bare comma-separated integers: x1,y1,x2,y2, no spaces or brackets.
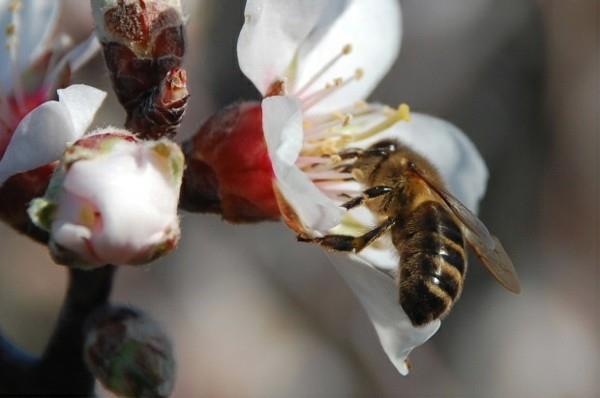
398,103,411,121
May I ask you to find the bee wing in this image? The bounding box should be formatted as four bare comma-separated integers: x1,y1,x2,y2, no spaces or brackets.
410,166,521,294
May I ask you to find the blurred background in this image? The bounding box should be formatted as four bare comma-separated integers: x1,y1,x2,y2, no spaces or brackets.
0,0,598,397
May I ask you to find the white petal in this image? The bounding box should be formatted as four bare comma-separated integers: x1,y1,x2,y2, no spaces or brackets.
237,0,328,95
262,96,343,233
0,99,73,184
0,85,106,185
57,84,107,136
350,112,488,212
328,252,441,375
0,0,60,92
58,140,180,265
295,0,402,114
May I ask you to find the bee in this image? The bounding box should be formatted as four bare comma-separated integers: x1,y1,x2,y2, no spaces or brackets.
301,140,521,326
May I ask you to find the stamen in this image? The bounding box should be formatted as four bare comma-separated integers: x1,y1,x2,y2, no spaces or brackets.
305,170,353,181
295,156,331,168
302,68,364,112
345,103,411,143
302,103,410,156
295,43,353,97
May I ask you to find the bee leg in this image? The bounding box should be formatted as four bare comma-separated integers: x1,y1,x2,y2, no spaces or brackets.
298,217,396,253
342,185,393,209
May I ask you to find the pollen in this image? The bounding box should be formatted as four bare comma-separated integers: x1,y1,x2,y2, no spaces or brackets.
342,43,353,55
398,103,411,121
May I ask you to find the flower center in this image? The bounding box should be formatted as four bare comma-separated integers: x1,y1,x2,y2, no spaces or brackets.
289,44,413,206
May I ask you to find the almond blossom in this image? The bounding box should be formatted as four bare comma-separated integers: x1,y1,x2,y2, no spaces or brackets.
0,0,104,186
205,0,488,374
28,130,184,268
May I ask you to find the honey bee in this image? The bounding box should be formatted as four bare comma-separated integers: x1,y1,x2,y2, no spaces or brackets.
301,140,521,326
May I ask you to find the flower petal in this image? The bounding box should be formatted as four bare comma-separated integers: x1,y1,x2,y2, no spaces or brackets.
0,0,60,92
238,0,401,112
295,0,402,114
328,252,441,375
0,85,106,185
262,95,343,234
237,0,330,95
351,112,488,212
57,84,107,136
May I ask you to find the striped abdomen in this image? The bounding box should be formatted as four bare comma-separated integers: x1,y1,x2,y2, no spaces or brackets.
393,201,467,326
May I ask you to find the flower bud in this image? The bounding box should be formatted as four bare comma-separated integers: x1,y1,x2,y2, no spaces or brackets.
84,306,175,398
91,0,188,139
28,130,184,268
181,101,281,223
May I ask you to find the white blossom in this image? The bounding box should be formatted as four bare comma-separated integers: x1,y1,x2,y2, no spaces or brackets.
238,0,488,374
0,0,103,185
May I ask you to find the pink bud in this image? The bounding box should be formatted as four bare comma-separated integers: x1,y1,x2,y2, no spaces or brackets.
181,102,281,223
29,130,184,268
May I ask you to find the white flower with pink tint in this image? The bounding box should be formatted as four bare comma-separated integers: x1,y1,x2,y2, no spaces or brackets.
220,0,487,374
29,130,184,268
0,0,103,185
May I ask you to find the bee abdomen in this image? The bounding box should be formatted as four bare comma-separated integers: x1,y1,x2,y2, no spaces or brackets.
395,201,467,326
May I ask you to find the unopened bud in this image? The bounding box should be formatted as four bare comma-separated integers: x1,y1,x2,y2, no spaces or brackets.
181,102,281,223
91,0,188,139
28,130,184,268
84,306,175,398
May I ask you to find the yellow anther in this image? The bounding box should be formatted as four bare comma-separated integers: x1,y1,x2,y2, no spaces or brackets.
333,77,344,87
342,43,353,55
398,103,411,121
354,68,364,80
